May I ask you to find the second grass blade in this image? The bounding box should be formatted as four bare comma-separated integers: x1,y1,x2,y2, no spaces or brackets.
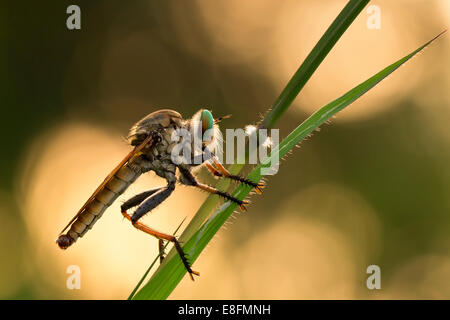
132,31,444,300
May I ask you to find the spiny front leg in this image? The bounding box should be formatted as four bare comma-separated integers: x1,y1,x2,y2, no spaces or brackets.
196,183,249,211
179,166,249,211
205,161,265,194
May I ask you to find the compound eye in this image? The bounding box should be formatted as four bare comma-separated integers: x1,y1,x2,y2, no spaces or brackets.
200,109,214,135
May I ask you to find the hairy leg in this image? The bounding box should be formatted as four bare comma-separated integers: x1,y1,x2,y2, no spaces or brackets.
178,166,249,211
121,171,199,280
205,160,265,194
120,187,163,212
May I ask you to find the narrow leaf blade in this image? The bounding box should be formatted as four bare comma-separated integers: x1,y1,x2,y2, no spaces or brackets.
133,32,444,300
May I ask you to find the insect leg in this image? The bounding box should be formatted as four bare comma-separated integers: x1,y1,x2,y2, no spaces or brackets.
206,160,265,194
120,187,164,212
121,210,199,280
179,167,249,211
122,187,170,264
130,182,175,224
121,172,199,280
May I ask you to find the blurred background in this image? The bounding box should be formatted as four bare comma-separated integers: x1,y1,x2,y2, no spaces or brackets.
1,0,449,299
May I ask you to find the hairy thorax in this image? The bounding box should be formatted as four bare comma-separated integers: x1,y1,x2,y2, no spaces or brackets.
133,127,178,179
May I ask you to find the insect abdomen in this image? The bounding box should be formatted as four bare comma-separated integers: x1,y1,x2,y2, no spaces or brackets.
56,164,141,249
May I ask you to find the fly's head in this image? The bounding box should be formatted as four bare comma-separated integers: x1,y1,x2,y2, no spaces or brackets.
188,109,223,157
127,108,229,167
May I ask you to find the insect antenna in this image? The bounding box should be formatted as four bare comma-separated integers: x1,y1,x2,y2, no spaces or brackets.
213,114,232,124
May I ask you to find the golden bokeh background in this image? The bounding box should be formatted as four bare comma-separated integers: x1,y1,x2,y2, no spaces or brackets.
1,0,450,299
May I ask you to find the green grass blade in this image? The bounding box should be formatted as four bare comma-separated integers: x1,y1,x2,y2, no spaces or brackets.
132,31,444,300
261,0,370,129
162,0,370,264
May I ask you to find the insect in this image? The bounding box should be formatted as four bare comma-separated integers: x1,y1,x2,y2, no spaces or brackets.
56,109,264,280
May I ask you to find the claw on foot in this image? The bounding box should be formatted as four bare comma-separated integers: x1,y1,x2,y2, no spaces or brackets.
189,270,201,281
241,178,265,195
239,200,249,212
254,182,265,194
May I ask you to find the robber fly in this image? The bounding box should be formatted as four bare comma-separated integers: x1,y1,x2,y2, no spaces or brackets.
56,109,264,280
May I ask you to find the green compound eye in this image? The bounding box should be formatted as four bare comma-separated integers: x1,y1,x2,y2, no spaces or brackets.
200,109,214,133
